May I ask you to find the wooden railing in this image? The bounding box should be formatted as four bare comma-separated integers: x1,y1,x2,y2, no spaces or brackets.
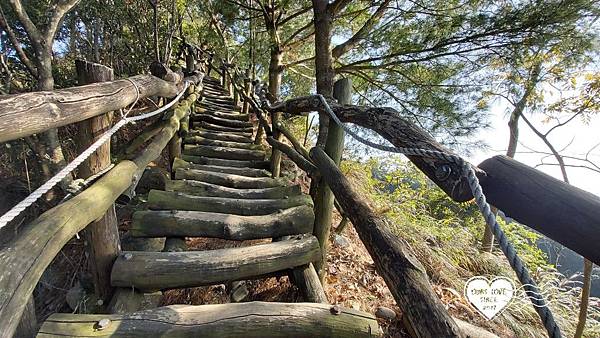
0,52,208,337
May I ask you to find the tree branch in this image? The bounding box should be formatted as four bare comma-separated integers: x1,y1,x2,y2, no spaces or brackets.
0,6,38,77
331,0,391,59
45,0,81,43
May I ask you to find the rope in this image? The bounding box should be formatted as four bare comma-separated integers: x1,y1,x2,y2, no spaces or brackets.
0,80,191,231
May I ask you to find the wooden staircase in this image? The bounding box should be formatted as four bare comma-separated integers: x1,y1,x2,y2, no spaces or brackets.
37,76,380,337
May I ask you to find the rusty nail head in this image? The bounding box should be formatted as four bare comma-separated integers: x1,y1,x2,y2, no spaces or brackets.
124,253,133,260
97,318,111,330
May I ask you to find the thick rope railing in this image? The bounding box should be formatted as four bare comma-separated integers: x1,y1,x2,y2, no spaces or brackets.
0,80,191,231
240,75,562,338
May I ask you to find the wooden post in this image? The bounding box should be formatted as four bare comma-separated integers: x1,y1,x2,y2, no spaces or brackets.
243,69,252,115
185,47,196,74
313,78,350,278
75,59,121,305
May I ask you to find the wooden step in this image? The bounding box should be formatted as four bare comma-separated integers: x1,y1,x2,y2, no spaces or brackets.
184,144,264,161
130,205,314,239
148,190,313,215
173,158,269,177
181,154,269,169
184,135,261,150
196,121,253,134
111,236,320,291
187,129,253,143
194,108,249,121
174,168,285,189
198,103,241,113
166,180,302,199
193,114,253,128
38,302,380,338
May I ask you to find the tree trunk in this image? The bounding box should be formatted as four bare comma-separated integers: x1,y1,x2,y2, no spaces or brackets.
312,0,334,147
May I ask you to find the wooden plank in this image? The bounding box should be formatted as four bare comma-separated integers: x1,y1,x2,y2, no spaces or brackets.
195,121,253,134
174,168,286,189
165,179,302,199
0,75,202,337
478,155,600,265
130,205,314,239
194,108,250,121
310,147,462,337
147,190,313,215
0,74,181,143
172,158,270,177
38,302,380,337
110,236,321,290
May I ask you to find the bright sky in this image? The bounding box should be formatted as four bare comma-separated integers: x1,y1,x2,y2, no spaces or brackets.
469,103,600,197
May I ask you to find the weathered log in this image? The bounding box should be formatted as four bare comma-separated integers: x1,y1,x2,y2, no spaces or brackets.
174,168,287,189
310,147,462,338
193,114,253,128
194,108,250,121
130,205,314,240
268,97,473,202
478,155,600,265
0,77,201,337
181,154,270,169
293,263,328,303
183,144,265,161
38,302,380,337
163,237,188,252
184,135,262,150
199,101,241,112
188,129,253,143
0,75,182,143
195,121,254,134
111,236,321,290
173,158,270,177
267,136,319,177
179,114,190,137
165,179,302,199
147,190,313,215
108,289,162,314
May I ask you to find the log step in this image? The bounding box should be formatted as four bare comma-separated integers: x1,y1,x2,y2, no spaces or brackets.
181,154,270,169
196,121,253,134
194,108,250,121
174,168,285,189
111,236,321,291
184,144,264,161
188,129,253,143
199,101,240,111
130,205,314,239
173,158,270,177
38,302,380,338
166,179,302,199
184,135,261,150
193,114,253,128
147,189,313,215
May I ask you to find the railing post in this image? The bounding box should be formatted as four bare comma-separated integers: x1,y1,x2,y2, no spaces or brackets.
313,77,351,279
185,46,196,74
232,71,240,107
74,59,121,305
242,69,252,115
